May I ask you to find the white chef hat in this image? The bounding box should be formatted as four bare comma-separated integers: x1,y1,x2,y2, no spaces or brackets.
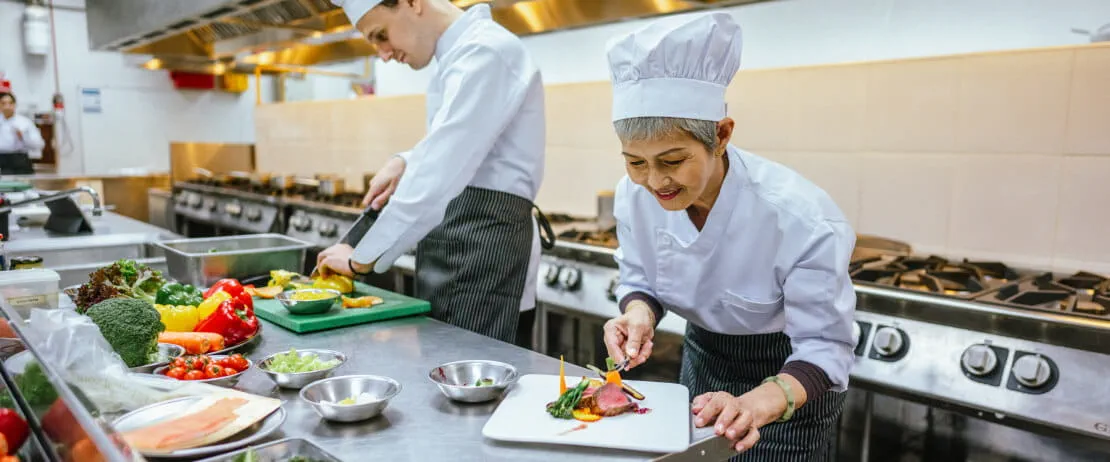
332,0,382,26
606,12,743,122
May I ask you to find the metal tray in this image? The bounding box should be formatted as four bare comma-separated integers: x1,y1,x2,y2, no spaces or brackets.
195,437,343,462
154,234,310,287
112,396,286,459
210,323,263,355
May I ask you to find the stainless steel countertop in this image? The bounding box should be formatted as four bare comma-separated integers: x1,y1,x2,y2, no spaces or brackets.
229,316,720,462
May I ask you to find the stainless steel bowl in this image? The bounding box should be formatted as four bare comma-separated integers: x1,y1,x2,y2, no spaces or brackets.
258,349,347,389
300,375,401,422
275,289,341,315
428,360,518,403
130,343,186,374
152,355,253,388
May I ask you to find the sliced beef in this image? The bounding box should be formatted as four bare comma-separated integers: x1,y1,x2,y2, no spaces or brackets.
589,383,637,417
578,386,600,411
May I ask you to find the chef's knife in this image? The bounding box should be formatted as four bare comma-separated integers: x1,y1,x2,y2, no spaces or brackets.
585,364,646,400
311,206,379,277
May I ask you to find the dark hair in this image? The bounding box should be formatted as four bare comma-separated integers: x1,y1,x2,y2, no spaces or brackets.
0,93,13,104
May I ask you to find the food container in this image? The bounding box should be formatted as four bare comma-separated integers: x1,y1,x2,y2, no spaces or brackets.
152,355,253,388
130,343,186,374
275,288,340,315
300,375,401,422
428,360,518,403
154,234,310,287
195,438,342,462
0,269,60,314
258,348,347,389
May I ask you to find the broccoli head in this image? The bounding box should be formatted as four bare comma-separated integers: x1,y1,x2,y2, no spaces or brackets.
85,298,165,368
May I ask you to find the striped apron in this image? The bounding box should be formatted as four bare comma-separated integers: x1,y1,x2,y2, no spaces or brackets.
681,324,845,462
414,186,534,344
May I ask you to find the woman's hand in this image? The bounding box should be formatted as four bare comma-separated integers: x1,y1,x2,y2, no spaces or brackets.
363,156,406,210
602,301,655,370
691,379,801,453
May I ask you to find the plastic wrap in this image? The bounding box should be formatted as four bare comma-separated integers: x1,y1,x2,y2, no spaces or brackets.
22,308,231,414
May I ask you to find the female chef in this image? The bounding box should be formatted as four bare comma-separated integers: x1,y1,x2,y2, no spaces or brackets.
318,0,549,345
601,13,857,460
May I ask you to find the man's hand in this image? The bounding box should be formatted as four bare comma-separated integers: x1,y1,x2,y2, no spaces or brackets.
363,156,406,210
316,244,359,277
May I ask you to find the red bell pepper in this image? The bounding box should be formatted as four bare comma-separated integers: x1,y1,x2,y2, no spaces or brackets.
195,299,258,345
0,408,29,455
235,290,254,316
204,279,244,299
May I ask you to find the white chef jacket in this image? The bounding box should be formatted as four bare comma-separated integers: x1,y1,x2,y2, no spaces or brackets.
351,4,545,310
613,145,857,391
0,114,45,158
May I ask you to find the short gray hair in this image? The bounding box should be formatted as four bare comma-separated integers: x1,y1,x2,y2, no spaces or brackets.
613,117,719,153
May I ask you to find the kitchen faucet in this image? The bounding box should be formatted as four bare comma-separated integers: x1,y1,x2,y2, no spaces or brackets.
0,186,104,216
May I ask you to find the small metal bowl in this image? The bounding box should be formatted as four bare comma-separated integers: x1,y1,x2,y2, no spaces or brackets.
152,355,253,388
130,343,186,374
258,349,347,389
428,360,518,403
300,375,401,423
62,285,80,301
276,289,341,315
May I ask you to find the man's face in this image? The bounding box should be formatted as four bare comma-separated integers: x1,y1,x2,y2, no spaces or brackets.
0,96,14,119
356,0,438,70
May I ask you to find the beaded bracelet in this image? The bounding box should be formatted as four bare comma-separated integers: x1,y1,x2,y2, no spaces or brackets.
762,375,796,422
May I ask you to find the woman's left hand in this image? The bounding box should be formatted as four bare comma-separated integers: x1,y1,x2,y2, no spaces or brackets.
691,383,790,453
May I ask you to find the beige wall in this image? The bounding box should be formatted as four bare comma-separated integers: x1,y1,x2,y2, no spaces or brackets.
255,43,1110,273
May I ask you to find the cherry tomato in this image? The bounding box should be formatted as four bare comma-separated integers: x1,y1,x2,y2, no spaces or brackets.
171,357,188,369
165,367,187,380
205,365,223,379
215,358,233,369
184,370,206,381
192,356,211,371
221,367,238,377
227,354,249,371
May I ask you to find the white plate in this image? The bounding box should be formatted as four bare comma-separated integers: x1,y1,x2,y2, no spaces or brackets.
112,396,286,459
482,374,691,453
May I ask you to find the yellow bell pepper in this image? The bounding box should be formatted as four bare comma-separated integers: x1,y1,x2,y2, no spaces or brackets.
154,304,201,332
196,290,232,321
313,274,354,294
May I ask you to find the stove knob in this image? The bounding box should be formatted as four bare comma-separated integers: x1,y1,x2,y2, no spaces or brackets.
872,327,906,357
606,276,620,302
207,199,218,212
558,267,581,291
853,322,863,348
188,194,202,209
318,222,339,238
246,208,262,222
543,265,561,286
225,202,243,217
961,344,999,377
1012,354,1052,388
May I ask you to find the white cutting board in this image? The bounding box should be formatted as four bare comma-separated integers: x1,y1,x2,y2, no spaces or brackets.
483,374,691,453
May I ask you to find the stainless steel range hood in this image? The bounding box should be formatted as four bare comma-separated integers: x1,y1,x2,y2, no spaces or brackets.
85,0,772,74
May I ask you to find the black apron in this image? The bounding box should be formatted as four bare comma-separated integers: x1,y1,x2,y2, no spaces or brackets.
681,324,845,462
414,186,551,344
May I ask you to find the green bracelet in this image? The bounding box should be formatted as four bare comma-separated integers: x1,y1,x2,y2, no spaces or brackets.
762,376,796,422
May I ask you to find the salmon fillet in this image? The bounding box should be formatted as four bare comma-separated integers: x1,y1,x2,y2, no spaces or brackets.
122,397,249,451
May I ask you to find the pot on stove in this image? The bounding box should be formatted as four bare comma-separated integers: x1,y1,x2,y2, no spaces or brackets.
270,175,293,191
318,177,346,197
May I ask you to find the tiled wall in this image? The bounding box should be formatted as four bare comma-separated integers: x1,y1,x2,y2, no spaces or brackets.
255,43,1110,273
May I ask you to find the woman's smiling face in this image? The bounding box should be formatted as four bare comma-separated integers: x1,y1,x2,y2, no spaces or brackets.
620,118,733,211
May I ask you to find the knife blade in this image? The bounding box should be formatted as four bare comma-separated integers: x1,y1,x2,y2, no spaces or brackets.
314,207,378,276
585,364,646,400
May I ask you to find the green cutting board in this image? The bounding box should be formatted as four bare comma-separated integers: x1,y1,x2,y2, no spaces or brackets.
253,282,430,334
0,181,31,192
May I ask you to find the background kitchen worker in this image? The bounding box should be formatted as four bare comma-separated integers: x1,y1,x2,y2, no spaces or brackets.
600,13,856,460
0,93,45,157
318,0,551,345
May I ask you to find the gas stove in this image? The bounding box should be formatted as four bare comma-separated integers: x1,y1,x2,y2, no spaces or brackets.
533,220,1110,446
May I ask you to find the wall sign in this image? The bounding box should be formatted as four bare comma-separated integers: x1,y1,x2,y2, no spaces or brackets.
81,87,101,113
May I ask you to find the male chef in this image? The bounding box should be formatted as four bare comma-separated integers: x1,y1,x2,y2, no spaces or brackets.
0,93,45,158
317,0,549,345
